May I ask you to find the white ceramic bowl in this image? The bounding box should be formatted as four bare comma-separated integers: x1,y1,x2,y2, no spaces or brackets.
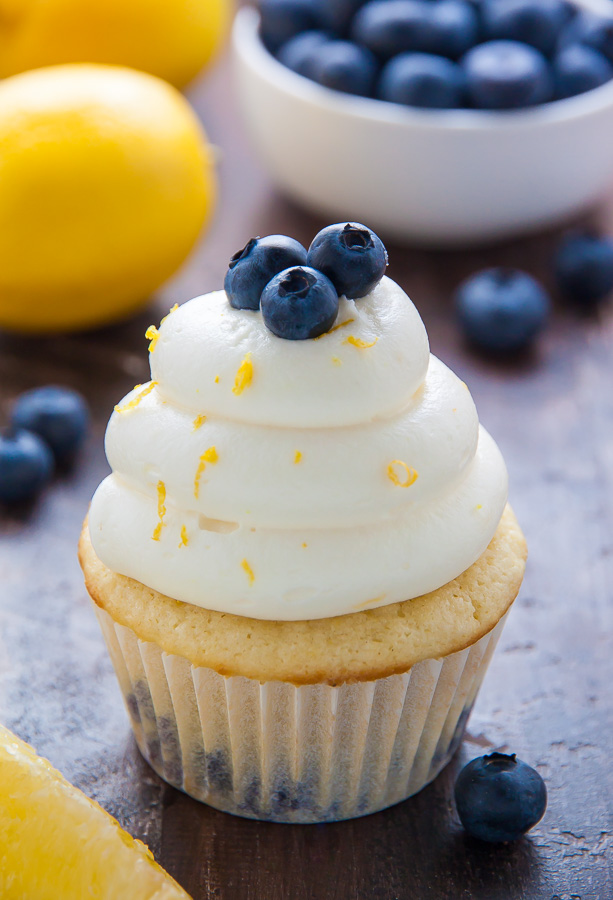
233,5,613,245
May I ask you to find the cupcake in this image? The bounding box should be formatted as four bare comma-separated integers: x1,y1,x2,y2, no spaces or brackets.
79,223,526,823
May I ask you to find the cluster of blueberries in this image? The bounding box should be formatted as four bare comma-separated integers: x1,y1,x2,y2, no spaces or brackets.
0,386,89,505
224,222,388,339
259,0,613,109
456,230,613,352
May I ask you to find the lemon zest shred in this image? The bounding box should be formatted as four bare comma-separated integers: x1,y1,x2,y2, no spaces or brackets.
152,481,166,541
232,353,254,396
345,335,378,349
145,325,160,353
161,302,179,324
241,559,255,586
475,504,483,511
302,542,308,549
179,525,189,548
314,317,355,340
294,450,302,464
214,375,220,384
387,460,419,488
114,381,157,413
193,414,207,431
194,446,218,498
332,356,342,367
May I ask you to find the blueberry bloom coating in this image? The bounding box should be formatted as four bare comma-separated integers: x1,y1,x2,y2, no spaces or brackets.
259,0,323,52
455,753,547,843
310,40,378,96
555,232,613,305
260,266,339,339
462,40,553,108
225,235,308,311
307,222,388,298
277,31,330,78
11,386,89,466
379,52,467,108
455,267,550,352
0,429,54,503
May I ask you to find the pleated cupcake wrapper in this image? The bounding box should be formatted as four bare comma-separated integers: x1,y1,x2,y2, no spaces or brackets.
94,604,507,823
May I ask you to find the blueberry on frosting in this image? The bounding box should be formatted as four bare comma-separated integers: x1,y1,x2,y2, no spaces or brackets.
307,223,388,299
224,234,308,310
261,266,339,339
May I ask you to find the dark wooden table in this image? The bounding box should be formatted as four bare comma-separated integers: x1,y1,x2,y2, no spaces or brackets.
1,50,612,900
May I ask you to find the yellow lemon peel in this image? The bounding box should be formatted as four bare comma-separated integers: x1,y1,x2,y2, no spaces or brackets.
179,525,189,547
114,381,157,413
192,414,206,431
145,324,160,352
152,481,166,541
241,559,255,585
294,451,302,464
345,335,378,349
387,460,419,488
194,446,218,498
232,353,253,395
314,317,355,340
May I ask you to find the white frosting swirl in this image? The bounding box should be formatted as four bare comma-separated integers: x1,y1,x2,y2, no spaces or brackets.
89,277,508,620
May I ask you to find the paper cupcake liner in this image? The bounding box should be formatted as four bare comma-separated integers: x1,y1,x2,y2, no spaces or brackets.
94,604,507,823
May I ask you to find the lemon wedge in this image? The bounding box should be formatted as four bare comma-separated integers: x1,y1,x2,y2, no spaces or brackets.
0,724,191,900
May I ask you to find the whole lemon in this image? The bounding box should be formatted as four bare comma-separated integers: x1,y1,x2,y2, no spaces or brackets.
0,0,231,88
0,64,216,333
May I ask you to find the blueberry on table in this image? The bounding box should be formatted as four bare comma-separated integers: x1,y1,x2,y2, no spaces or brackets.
462,40,553,109
553,44,613,99
351,0,439,60
455,752,547,843
310,40,378,96
261,266,339,339
259,0,323,53
11,386,89,467
455,268,550,352
481,0,570,58
320,0,369,36
0,429,54,504
225,235,308,311
379,53,467,108
430,0,479,60
277,31,330,78
307,223,388,298
554,232,613,306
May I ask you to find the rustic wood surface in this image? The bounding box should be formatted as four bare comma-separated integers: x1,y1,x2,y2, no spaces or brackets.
0,50,612,900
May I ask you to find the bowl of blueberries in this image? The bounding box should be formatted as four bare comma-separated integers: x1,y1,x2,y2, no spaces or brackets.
233,0,613,244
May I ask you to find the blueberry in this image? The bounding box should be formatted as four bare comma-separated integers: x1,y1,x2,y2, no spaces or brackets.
379,53,467,108
277,31,330,78
455,752,547,843
0,429,54,504
560,10,613,66
455,268,550,352
307,223,388,298
430,1,480,60
224,235,308,311
554,232,613,306
320,0,369,36
260,266,339,339
553,44,613,98
11,386,89,467
351,0,438,60
481,0,569,57
259,0,323,53
462,40,553,109
310,40,378,96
